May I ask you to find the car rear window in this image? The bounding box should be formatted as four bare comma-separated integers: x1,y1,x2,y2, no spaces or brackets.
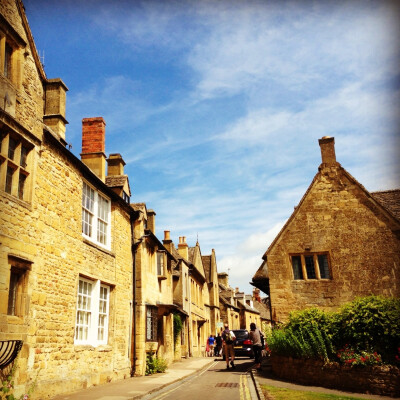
233,330,248,339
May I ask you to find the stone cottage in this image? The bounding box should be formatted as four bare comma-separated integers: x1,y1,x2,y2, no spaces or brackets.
130,204,177,376
218,273,240,330
201,249,221,336
252,137,400,322
0,1,135,397
166,232,191,359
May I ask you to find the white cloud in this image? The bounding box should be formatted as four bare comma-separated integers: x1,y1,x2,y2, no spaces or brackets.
55,0,399,298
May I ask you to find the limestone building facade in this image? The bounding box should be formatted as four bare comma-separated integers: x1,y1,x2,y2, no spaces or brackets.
130,205,177,376
0,2,135,397
218,273,240,330
252,137,400,322
201,250,221,336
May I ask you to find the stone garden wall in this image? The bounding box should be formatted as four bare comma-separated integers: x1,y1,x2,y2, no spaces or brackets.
271,355,400,397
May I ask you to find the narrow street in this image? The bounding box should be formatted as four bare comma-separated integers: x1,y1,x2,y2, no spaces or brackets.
141,358,259,400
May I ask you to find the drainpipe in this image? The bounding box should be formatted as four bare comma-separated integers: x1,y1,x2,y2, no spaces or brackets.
130,211,139,377
131,243,137,377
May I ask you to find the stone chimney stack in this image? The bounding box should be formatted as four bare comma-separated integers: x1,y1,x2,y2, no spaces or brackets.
163,230,173,253
218,272,229,288
318,136,338,166
44,78,69,143
147,210,156,233
81,117,107,181
107,153,125,176
178,236,189,260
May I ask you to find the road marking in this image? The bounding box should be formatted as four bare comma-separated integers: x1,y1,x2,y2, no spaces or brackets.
240,374,252,400
198,361,218,376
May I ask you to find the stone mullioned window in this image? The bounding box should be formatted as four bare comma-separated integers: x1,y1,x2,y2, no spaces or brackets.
290,253,331,280
0,128,33,202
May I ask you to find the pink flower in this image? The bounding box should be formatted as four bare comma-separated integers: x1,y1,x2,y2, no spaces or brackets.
23,395,29,400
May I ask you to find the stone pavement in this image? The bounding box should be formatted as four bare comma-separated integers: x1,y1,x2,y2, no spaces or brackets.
253,359,400,400
50,357,215,400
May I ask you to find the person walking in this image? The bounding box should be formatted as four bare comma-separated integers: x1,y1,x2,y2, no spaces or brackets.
221,323,236,369
249,322,264,370
207,335,215,357
215,333,222,357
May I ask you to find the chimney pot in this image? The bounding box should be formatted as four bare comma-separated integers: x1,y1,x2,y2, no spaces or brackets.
164,230,171,241
178,235,189,259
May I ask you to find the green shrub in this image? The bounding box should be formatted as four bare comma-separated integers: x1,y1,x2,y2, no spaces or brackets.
267,296,400,365
335,296,400,362
145,352,168,375
173,313,183,347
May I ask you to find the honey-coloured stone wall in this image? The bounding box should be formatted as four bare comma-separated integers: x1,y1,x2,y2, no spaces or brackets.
267,164,400,322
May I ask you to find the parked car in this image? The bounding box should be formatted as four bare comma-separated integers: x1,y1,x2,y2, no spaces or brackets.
232,329,254,358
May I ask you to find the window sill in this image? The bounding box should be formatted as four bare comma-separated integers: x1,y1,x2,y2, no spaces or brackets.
6,315,26,323
74,344,112,352
83,238,115,257
292,279,332,282
0,190,32,210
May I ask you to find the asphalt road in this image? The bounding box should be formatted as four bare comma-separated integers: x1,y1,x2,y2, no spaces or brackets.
141,357,259,400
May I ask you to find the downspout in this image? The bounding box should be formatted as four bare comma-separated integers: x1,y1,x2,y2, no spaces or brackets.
267,279,273,327
130,211,139,377
131,243,137,377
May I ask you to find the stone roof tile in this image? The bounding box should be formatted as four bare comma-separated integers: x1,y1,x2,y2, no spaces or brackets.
371,189,400,220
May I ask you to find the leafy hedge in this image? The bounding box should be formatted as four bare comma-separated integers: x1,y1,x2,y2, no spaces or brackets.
266,296,400,365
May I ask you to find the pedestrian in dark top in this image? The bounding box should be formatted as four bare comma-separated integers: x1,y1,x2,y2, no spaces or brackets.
215,333,222,357
221,323,236,369
249,322,264,370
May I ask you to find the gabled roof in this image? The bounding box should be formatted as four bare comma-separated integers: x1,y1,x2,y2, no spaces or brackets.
105,175,129,188
15,0,46,81
219,293,239,311
253,299,271,320
188,243,206,281
371,189,400,220
237,299,260,314
188,247,196,263
262,166,400,259
202,255,211,282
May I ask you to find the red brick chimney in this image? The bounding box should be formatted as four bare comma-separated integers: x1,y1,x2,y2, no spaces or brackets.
81,117,107,181
318,136,338,167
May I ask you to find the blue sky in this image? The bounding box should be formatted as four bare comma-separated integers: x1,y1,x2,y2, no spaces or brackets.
24,0,400,295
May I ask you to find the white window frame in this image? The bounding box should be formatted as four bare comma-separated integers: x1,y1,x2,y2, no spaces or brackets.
82,181,111,249
75,277,110,346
